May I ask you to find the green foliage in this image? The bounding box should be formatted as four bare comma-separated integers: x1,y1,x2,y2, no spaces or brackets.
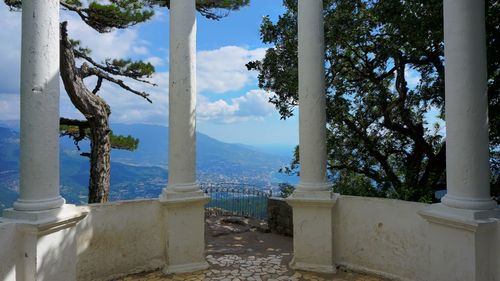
278,183,295,198
487,0,500,147
109,133,139,151
491,150,500,203
3,0,20,10
4,0,250,24
85,1,154,33
250,0,500,202
4,0,154,32
145,0,250,20
69,39,92,56
105,59,155,78
332,171,386,199
60,125,139,151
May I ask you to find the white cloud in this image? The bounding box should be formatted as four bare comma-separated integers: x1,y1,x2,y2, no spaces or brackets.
0,4,275,126
76,71,170,125
62,13,144,61
133,46,149,55
152,9,168,22
197,46,267,94
146,56,165,67
0,7,21,94
0,94,20,120
198,90,275,123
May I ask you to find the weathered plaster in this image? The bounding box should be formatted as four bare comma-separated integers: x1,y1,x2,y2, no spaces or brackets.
75,200,164,281
161,195,210,274
287,192,337,273
0,205,87,281
495,220,500,281
0,222,19,281
334,196,430,281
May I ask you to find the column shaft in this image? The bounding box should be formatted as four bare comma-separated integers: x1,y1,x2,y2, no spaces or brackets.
166,0,198,193
441,0,496,210
297,0,328,191
14,0,65,211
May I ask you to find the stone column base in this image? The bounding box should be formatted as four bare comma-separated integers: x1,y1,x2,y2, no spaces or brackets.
160,192,210,274
286,191,338,273
2,204,88,281
419,203,500,281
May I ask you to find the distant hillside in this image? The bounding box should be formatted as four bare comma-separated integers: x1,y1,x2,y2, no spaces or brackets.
0,124,296,210
110,124,289,174
0,127,19,210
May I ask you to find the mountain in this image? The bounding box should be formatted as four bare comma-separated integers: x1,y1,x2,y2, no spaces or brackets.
0,124,297,210
108,124,293,183
0,127,19,210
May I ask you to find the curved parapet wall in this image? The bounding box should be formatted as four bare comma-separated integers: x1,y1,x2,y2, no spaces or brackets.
1,196,497,281
75,200,165,281
333,196,431,280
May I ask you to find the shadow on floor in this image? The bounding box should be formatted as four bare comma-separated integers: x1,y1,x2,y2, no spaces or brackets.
114,213,388,281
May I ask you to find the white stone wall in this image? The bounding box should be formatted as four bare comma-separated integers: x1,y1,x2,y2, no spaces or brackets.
494,220,500,281
2,197,497,281
75,200,165,281
333,196,431,281
0,222,19,281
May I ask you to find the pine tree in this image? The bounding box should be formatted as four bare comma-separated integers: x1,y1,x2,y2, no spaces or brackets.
5,0,250,203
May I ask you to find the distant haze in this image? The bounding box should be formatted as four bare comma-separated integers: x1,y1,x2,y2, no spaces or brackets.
0,123,298,211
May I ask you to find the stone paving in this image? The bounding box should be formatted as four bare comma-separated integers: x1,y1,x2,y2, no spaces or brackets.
118,253,385,281
116,214,386,281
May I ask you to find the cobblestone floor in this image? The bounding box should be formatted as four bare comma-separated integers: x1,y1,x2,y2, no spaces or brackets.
116,215,386,281
118,252,384,281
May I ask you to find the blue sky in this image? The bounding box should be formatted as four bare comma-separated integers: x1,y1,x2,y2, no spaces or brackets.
0,1,300,146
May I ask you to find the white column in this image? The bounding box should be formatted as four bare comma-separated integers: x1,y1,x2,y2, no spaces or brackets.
441,0,497,210
287,0,336,274
162,0,199,195
160,0,209,273
2,3,88,280
296,0,329,193
420,2,498,279
13,0,65,211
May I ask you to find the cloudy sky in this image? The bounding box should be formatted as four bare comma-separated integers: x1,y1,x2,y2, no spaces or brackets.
0,1,299,146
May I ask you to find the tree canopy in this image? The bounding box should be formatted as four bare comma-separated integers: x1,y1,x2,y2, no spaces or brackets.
5,0,250,31
248,0,500,202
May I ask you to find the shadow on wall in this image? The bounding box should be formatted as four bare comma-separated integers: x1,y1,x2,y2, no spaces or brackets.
0,206,83,281
34,219,80,281
0,221,19,281
0,199,167,281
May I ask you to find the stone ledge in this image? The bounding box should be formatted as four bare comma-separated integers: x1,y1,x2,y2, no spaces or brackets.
160,191,210,207
2,204,88,234
419,203,500,232
286,192,339,208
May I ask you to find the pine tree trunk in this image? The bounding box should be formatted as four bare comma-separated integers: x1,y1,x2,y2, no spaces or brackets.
60,23,112,203
87,114,111,203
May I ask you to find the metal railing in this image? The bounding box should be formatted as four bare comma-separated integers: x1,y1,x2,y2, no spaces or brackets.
201,183,272,220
